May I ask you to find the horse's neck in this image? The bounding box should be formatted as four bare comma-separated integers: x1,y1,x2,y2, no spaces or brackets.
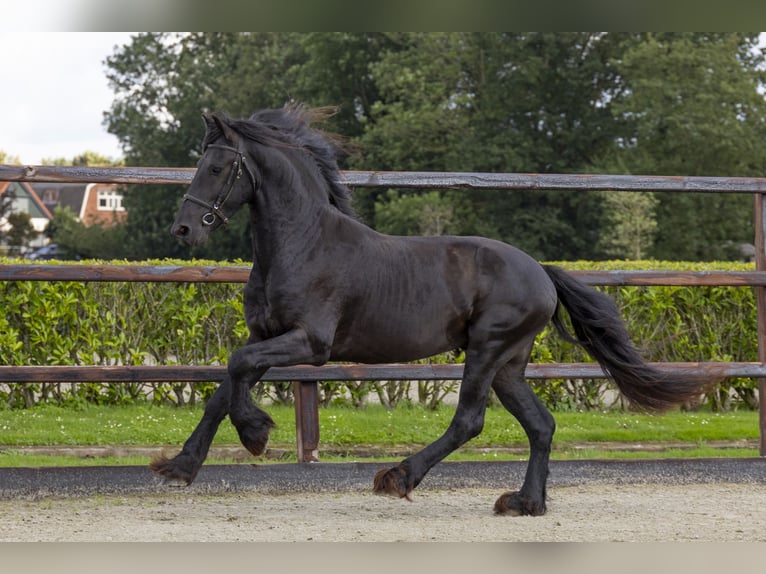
248,191,325,270
247,149,358,270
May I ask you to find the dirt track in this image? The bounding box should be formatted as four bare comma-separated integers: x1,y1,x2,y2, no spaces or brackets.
2,459,765,542
2,481,766,542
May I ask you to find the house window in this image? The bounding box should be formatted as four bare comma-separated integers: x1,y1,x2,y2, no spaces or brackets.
97,189,125,211
42,188,59,204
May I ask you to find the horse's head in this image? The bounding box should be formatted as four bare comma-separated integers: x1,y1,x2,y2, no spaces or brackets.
171,113,259,246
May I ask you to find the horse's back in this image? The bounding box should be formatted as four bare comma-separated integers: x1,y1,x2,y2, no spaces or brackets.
329,232,556,363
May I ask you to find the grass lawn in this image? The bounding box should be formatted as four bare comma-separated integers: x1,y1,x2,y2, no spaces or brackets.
0,403,760,467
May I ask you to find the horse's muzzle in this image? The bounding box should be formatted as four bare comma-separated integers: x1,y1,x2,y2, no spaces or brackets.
171,223,191,239
170,222,207,246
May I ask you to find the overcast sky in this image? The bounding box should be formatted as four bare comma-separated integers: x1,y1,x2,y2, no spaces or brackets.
2,29,766,167
1,32,135,164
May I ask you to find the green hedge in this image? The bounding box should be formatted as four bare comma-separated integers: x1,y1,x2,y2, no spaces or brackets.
0,258,248,408
0,258,759,411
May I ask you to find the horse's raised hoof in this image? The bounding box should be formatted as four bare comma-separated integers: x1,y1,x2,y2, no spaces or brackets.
149,452,201,486
373,466,414,501
234,412,276,457
493,491,546,516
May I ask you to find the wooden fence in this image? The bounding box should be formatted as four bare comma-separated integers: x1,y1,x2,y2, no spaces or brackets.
1,164,766,461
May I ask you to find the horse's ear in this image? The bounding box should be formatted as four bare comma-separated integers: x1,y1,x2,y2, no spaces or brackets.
202,113,216,131
208,112,240,145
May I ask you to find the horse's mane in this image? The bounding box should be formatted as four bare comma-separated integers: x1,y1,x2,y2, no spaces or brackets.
203,104,357,219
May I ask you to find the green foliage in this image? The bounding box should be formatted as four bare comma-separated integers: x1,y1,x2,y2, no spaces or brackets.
1,405,757,466
0,258,249,408
374,190,455,236
597,192,658,259
99,33,766,263
602,33,766,260
0,150,20,164
0,258,760,412
354,33,627,260
41,151,123,167
47,207,129,260
373,189,490,240
4,212,37,254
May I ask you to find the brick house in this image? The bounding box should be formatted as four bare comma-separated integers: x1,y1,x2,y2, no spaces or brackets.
30,182,127,227
0,182,126,250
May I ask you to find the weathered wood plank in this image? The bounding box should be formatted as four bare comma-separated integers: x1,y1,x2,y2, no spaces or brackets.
567,270,766,286
4,164,766,193
0,165,196,185
754,193,766,455
0,362,764,383
1,264,763,286
0,264,251,283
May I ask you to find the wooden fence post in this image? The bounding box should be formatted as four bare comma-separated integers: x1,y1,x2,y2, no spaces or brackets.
754,193,766,457
293,381,320,462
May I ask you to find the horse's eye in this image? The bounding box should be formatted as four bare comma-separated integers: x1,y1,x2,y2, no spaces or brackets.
209,165,223,176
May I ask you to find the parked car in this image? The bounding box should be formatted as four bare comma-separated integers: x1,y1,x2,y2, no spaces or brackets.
24,244,80,261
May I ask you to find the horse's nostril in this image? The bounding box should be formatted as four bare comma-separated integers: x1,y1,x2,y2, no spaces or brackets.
173,224,190,237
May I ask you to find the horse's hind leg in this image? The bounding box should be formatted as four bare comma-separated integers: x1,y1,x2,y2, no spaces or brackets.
373,330,532,500
491,362,556,516
373,352,498,500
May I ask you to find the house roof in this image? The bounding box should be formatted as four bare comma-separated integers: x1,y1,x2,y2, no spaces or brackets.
28,183,87,217
0,181,53,219
2,182,126,228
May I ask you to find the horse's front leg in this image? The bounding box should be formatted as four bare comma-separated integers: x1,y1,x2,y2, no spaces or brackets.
150,375,267,485
227,328,331,456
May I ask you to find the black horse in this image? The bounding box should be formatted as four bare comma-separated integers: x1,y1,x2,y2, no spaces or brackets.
152,104,709,516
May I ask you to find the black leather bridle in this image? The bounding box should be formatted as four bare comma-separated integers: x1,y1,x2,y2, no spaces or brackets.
182,143,260,226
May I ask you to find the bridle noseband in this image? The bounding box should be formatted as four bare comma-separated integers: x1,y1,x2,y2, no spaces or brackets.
182,143,260,226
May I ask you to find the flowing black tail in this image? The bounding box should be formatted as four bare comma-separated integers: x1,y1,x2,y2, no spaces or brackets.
542,265,710,411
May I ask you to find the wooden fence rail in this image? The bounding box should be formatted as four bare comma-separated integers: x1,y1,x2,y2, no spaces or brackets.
3,163,766,192
3,264,766,286
2,362,766,383
2,164,766,461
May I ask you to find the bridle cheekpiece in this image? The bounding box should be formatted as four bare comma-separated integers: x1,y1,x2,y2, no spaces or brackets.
183,143,260,226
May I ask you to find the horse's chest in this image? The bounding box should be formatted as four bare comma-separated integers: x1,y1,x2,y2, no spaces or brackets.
243,284,299,338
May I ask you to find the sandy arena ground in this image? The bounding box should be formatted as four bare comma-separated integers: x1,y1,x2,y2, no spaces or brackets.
2,482,765,542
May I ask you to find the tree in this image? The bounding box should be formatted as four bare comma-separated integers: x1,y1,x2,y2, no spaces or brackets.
605,33,766,260
357,33,634,259
104,33,400,259
0,150,20,165
374,190,455,236
104,33,223,260
102,33,766,262
598,191,658,259
295,33,400,139
46,207,128,260
0,187,14,250
5,212,37,254
41,151,123,167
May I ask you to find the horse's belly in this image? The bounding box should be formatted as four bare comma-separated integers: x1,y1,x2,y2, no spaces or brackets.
330,313,467,363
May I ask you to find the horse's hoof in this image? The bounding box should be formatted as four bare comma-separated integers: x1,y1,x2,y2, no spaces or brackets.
234,415,275,457
373,466,413,501
149,452,199,486
493,491,546,516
